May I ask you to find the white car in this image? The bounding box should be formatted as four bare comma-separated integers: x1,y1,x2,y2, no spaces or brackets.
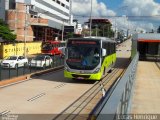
1,56,28,68
29,55,53,68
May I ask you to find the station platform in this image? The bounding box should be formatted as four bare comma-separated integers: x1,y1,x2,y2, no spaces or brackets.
131,61,160,114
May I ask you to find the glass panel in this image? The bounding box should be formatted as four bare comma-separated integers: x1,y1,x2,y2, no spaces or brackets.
66,44,100,70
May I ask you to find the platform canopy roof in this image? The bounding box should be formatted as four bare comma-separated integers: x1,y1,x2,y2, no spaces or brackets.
132,33,160,42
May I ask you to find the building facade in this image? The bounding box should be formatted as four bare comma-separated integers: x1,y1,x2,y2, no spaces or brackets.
84,19,112,37
0,0,6,21
3,0,72,41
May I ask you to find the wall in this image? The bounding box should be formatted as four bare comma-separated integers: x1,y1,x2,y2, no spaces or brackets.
0,42,42,58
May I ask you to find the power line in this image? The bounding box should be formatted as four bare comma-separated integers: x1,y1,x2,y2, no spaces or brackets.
72,14,160,18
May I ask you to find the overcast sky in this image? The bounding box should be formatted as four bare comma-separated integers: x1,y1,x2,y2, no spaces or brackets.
72,0,160,33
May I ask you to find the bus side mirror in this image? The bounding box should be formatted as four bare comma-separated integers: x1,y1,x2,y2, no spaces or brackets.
102,48,106,56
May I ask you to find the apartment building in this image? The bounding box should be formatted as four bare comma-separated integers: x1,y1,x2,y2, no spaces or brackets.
0,0,6,21
3,0,72,41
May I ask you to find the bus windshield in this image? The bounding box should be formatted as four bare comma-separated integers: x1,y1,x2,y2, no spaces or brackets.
66,44,100,70
42,43,52,50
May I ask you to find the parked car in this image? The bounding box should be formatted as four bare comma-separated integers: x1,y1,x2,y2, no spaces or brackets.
1,56,28,68
29,55,53,68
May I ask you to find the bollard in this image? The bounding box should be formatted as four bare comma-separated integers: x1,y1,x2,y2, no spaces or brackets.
53,55,56,67
29,61,32,73
23,63,25,75
9,64,11,79
52,56,54,68
16,64,18,77
44,59,46,70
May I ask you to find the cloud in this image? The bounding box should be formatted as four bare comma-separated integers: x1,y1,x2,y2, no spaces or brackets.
110,17,156,34
120,0,160,32
123,0,160,16
72,0,116,22
111,0,160,33
72,0,159,32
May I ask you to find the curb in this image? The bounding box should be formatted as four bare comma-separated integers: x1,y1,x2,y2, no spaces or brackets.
0,66,64,87
30,66,64,77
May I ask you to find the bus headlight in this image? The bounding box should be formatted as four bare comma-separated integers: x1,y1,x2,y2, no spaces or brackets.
94,68,100,73
64,67,69,71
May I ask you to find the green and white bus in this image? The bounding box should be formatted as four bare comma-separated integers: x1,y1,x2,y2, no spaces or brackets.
64,37,116,80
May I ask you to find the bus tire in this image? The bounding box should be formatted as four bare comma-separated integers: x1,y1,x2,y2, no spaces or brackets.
103,68,106,75
108,69,112,73
102,67,106,78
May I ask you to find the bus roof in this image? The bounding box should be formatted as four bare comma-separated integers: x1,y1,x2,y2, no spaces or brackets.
68,37,115,43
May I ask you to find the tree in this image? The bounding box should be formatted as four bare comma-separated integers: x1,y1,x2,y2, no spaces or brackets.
97,23,114,38
67,32,74,38
0,19,16,42
92,28,100,36
157,26,160,33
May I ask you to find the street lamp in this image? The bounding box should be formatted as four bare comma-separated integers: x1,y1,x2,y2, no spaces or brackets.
95,24,98,36
61,19,70,41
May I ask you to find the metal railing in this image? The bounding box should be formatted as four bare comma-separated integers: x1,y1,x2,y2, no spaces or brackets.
96,53,139,120
0,56,64,81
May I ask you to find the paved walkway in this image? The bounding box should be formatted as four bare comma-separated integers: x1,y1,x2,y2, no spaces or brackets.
131,61,160,114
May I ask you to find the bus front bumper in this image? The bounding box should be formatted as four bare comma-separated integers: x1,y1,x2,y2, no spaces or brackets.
64,70,102,80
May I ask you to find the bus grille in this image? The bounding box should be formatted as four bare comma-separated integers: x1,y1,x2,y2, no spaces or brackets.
72,74,90,79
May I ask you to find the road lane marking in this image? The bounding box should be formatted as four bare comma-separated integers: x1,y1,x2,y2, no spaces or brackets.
27,93,46,102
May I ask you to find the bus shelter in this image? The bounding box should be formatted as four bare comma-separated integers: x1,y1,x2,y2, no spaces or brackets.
132,33,160,61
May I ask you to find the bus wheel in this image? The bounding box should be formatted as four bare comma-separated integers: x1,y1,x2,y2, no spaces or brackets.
102,68,106,77
108,69,112,73
103,68,106,75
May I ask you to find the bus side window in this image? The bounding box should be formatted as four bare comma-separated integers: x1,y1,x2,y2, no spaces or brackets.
107,42,110,55
110,43,113,54
112,43,114,54
109,43,111,55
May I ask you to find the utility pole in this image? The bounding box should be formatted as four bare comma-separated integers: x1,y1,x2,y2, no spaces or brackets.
89,0,93,37
96,25,97,37
103,26,105,37
69,0,72,25
62,20,64,41
114,17,117,40
24,4,32,57
24,4,27,58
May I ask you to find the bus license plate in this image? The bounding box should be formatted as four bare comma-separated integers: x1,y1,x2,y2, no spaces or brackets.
77,77,84,79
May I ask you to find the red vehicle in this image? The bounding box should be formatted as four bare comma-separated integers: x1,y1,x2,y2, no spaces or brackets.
41,40,65,56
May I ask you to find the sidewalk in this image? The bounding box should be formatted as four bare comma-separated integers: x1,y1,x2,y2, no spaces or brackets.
131,61,160,114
